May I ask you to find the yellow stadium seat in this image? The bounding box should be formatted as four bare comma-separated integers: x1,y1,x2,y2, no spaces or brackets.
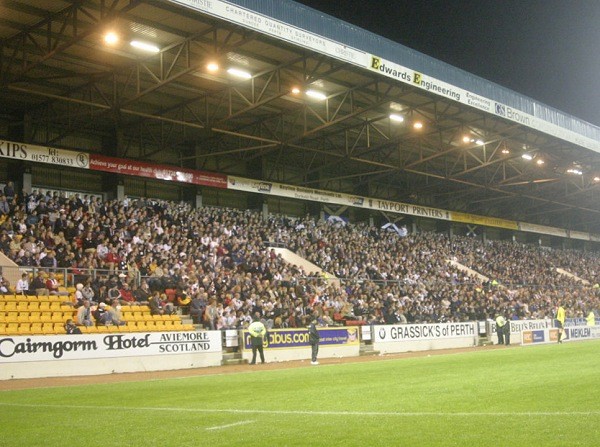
41,323,55,335
4,302,17,311
121,305,134,312
79,326,93,334
145,321,157,331
138,305,150,312
5,312,19,323
37,295,50,302
182,324,195,331
17,323,31,335
51,312,65,323
49,302,61,311
40,312,52,323
16,302,28,311
0,322,8,334
17,313,30,324
28,312,42,323
27,302,39,311
30,323,43,335
132,312,144,321
136,322,148,332
96,325,110,333
38,302,50,311
155,321,167,332
6,323,19,335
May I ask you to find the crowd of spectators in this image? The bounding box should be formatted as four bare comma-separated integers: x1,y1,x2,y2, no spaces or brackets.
0,186,599,330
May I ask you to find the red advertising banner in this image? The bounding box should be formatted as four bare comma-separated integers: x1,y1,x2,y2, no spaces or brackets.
89,154,227,189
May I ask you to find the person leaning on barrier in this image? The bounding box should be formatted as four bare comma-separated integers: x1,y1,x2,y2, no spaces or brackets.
495,313,506,345
248,314,267,365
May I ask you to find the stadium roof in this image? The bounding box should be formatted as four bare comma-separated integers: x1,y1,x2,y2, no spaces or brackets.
2,0,600,233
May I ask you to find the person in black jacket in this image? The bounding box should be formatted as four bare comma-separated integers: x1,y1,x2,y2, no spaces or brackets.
308,313,320,365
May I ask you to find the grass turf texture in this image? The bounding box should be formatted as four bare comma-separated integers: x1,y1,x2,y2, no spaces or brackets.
1,341,599,446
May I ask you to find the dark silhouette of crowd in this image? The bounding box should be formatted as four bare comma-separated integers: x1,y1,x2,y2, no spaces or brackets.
0,188,598,330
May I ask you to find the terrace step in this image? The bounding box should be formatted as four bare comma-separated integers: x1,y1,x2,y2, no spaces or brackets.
221,351,247,366
359,343,380,356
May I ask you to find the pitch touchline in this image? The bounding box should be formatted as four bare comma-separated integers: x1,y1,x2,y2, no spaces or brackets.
0,402,599,417
206,420,254,430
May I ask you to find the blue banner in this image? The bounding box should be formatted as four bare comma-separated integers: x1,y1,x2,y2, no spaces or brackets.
242,327,360,350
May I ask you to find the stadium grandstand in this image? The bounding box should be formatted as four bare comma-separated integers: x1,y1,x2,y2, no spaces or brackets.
0,0,599,353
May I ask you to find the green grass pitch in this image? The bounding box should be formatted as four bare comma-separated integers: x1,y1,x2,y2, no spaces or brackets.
1,341,599,446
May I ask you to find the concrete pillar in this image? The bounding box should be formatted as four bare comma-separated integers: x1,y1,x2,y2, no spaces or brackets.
116,184,125,201
22,172,32,195
195,193,203,209
262,202,268,221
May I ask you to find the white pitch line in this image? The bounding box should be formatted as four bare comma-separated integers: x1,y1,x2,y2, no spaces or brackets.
206,420,254,431
0,402,599,417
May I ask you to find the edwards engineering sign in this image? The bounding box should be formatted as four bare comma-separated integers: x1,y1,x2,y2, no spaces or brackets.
0,331,222,363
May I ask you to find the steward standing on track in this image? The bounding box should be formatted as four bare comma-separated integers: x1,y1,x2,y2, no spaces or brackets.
586,310,595,326
556,304,566,343
495,313,506,345
308,313,320,365
248,314,267,365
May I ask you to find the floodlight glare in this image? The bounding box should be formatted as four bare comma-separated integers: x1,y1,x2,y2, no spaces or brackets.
104,32,119,45
521,154,533,160
536,159,545,165
207,62,219,72
291,87,301,95
462,136,471,143
227,67,252,79
413,122,423,129
475,139,484,146
306,89,327,100
130,40,160,53
389,114,405,123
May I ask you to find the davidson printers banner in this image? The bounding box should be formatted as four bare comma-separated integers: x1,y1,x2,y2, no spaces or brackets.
374,322,476,343
0,331,222,363
228,175,453,221
242,327,359,350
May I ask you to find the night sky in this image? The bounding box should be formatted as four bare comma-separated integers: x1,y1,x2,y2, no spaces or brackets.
295,0,600,127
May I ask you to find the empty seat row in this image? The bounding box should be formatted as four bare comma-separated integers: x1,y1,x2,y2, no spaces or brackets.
0,321,195,335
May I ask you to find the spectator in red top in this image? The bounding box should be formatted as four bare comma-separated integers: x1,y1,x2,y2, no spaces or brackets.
45,272,68,296
119,282,136,304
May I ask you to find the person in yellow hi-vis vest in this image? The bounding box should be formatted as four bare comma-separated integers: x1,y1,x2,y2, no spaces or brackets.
555,305,566,344
495,314,506,345
586,310,596,327
248,314,267,365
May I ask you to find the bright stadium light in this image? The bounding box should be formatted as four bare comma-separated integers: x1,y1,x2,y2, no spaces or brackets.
475,139,484,146
413,121,423,130
130,40,160,53
389,113,404,123
207,62,219,72
522,153,533,160
306,89,327,100
536,159,545,165
227,67,252,79
104,32,119,45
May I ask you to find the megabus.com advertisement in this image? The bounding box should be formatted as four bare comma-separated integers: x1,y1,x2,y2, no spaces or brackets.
242,328,359,350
